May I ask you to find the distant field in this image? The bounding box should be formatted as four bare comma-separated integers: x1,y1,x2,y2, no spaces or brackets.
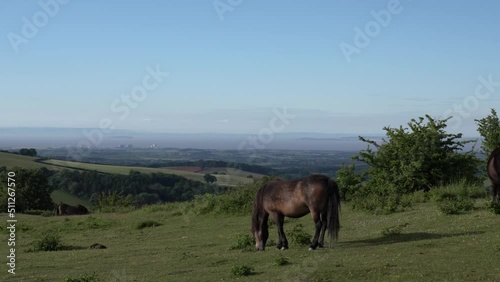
40,159,254,187
0,152,255,187
1,202,498,281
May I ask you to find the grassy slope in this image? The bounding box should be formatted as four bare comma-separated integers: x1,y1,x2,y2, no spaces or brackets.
0,152,62,170
1,202,499,281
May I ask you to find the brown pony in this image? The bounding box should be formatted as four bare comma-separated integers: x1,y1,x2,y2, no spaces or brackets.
55,202,89,216
487,147,500,203
251,174,340,251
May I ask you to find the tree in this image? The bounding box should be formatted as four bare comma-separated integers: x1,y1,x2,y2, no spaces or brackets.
354,115,480,194
0,167,54,212
19,148,37,157
475,108,500,155
204,173,217,184
335,162,363,201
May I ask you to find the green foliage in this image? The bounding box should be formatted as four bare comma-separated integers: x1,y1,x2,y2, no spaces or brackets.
353,115,481,213
336,162,363,201
136,220,162,230
231,265,254,277
31,232,64,252
381,223,408,237
188,177,273,215
475,108,500,155
96,191,133,210
490,202,500,214
288,224,311,246
430,182,483,214
64,272,99,282
204,173,217,183
230,234,255,250
19,148,37,156
0,167,54,213
273,256,291,266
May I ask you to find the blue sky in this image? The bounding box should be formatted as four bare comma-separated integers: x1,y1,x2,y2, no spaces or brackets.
1,0,499,136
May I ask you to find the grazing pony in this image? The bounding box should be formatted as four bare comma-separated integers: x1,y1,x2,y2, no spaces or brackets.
56,202,89,216
487,147,500,203
251,174,340,251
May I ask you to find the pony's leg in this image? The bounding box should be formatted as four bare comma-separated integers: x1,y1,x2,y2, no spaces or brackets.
317,212,328,248
271,212,288,250
309,211,322,250
277,213,288,250
269,212,283,249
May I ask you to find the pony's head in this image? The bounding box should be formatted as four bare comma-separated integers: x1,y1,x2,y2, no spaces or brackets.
251,188,269,251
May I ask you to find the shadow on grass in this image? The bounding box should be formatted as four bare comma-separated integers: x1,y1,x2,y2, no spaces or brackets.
59,245,89,251
340,231,485,247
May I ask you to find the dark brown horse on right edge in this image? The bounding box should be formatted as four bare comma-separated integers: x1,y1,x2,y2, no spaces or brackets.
487,147,500,203
252,174,340,251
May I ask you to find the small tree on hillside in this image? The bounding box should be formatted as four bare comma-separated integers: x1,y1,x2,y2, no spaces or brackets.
354,115,480,195
0,167,54,212
204,173,217,184
475,108,500,155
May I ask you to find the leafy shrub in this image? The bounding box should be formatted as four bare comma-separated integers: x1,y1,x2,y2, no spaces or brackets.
288,224,311,246
491,202,500,215
230,234,254,250
273,256,291,266
352,116,481,213
381,223,408,237
336,163,363,201
431,181,485,214
64,272,99,282
231,265,254,277
136,220,162,230
31,232,64,252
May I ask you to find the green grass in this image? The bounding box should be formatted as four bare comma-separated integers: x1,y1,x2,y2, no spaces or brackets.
1,202,499,281
0,152,62,170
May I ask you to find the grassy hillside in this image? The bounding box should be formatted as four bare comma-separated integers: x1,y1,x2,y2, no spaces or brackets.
0,152,62,170
1,201,498,281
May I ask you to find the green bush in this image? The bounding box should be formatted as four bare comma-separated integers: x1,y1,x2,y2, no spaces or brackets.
288,224,311,246
31,232,64,252
231,265,254,277
273,256,291,266
352,115,481,214
491,202,500,215
136,220,162,230
230,234,254,250
430,182,479,215
336,163,363,201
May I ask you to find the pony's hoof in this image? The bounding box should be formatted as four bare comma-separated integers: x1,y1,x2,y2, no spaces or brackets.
308,247,314,251
280,247,286,251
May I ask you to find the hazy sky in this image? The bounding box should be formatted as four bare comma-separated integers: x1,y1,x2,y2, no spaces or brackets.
1,0,499,136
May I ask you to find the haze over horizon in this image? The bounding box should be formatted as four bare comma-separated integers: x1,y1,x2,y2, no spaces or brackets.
1,1,499,137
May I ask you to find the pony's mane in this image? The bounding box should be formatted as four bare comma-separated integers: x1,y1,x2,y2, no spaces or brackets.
251,187,265,233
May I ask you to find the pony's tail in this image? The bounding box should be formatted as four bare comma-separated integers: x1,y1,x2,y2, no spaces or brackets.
327,178,341,246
